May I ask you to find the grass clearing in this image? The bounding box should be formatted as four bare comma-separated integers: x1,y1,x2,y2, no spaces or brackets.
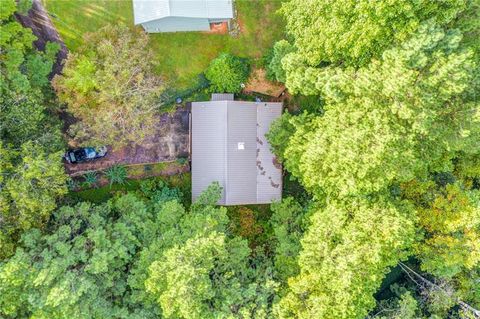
43,0,285,88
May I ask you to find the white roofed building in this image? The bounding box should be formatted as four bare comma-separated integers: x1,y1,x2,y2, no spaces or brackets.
132,0,234,33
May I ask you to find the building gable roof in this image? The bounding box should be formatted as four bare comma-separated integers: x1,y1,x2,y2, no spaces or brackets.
133,0,234,25
191,100,283,205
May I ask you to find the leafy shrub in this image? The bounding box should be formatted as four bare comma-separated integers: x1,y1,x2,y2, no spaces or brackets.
152,186,183,203
82,171,98,188
205,53,250,93
176,157,188,165
139,178,182,202
139,178,162,197
267,40,295,83
104,165,128,185
67,179,79,191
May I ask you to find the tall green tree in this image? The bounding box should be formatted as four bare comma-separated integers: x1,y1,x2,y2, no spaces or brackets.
269,197,309,282
0,0,66,259
275,198,416,319
400,177,480,313
138,184,276,319
53,24,164,148
280,0,468,68
414,183,480,278
0,0,63,149
267,40,295,83
1,142,68,230
272,22,480,198
0,184,276,318
270,3,480,319
0,195,156,319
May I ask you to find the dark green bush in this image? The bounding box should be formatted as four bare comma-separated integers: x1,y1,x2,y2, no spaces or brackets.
205,53,250,93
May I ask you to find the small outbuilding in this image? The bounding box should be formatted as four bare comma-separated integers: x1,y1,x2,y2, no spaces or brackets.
191,99,283,205
132,0,234,33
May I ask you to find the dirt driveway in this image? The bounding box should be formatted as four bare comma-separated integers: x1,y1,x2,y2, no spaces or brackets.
65,107,190,175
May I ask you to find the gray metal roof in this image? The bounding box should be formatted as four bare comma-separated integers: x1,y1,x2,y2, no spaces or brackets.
133,0,234,25
192,100,283,205
211,93,234,101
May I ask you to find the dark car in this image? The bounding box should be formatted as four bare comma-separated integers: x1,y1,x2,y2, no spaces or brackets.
64,146,107,164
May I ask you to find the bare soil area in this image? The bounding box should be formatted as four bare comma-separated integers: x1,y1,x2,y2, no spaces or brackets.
65,107,190,175
245,68,286,97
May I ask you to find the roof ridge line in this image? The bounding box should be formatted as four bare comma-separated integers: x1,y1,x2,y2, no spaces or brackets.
224,100,229,205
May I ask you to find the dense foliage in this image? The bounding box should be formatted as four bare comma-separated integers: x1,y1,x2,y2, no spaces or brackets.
278,22,479,198
53,24,164,148
0,0,67,259
266,40,295,83
0,183,277,319
280,0,470,67
1,0,479,318
266,1,480,318
205,53,250,93
275,198,416,319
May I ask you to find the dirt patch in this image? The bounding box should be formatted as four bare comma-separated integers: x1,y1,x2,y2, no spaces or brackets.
259,2,275,31
65,107,190,175
244,68,285,97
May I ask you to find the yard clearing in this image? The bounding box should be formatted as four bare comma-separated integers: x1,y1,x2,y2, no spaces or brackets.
42,0,286,88
64,107,190,176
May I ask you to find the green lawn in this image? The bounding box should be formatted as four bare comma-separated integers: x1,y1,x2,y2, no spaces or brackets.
43,0,286,88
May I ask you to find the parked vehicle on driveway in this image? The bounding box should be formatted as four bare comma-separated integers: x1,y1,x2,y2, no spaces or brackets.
64,146,107,164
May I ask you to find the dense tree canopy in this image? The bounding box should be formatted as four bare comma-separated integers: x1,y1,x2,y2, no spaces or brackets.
54,24,164,148
274,198,416,318
0,0,66,260
407,182,480,278
280,0,469,67
0,142,67,231
1,0,479,318
266,2,480,318
274,22,479,198
0,184,277,319
266,40,295,83
0,0,63,150
269,197,309,282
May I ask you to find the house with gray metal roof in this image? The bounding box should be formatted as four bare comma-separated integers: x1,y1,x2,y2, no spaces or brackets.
132,0,234,33
191,99,283,205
